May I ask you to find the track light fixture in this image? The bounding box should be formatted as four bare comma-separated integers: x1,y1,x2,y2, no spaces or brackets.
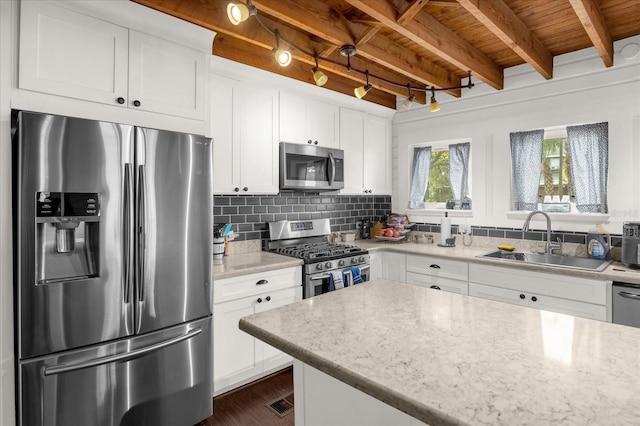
226,2,475,108
312,55,328,87
226,1,256,26
272,30,292,67
354,71,372,99
429,88,440,113
402,84,415,110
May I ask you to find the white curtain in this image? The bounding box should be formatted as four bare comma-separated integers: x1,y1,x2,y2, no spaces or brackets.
408,146,431,209
510,130,544,211
567,122,608,213
449,142,470,202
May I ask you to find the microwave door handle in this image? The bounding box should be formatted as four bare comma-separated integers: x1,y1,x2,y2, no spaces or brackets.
328,152,335,186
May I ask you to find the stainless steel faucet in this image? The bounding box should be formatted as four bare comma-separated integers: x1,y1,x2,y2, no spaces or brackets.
522,210,562,254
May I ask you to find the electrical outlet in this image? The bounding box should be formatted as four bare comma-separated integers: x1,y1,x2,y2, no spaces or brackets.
356,220,362,228
459,224,471,235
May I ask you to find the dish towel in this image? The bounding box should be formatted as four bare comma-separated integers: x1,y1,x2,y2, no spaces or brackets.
329,271,344,290
351,267,363,284
342,270,353,287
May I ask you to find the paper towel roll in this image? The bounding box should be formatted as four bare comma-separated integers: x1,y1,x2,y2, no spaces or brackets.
440,214,451,245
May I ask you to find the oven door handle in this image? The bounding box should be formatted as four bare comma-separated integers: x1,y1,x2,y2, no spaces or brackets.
309,265,370,281
618,290,640,300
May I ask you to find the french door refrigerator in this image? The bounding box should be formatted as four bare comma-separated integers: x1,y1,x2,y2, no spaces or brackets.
13,110,213,426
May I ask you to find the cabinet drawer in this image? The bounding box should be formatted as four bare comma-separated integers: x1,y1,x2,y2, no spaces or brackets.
469,263,607,305
406,272,468,294
214,267,301,303
406,255,468,282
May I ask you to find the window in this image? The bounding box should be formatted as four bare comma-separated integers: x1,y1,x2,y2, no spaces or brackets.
408,141,471,209
539,133,573,201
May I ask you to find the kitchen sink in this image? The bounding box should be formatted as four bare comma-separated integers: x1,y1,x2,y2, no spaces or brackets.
478,250,611,272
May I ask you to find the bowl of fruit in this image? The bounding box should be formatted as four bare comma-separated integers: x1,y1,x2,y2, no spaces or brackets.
374,227,405,241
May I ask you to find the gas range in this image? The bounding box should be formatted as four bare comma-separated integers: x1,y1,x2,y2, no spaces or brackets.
266,218,370,298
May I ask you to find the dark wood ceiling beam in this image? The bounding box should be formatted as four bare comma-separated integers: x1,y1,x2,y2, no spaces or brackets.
397,0,429,26
568,0,613,67
457,0,553,79
252,0,460,94
345,0,504,90
213,34,398,109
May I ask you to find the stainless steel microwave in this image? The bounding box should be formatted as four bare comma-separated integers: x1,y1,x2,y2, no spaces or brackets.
279,142,344,191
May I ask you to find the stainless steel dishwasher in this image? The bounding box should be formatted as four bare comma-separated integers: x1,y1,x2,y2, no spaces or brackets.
612,282,640,328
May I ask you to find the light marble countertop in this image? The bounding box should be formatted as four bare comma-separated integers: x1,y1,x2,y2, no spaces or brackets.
240,279,640,425
353,239,640,284
213,251,303,280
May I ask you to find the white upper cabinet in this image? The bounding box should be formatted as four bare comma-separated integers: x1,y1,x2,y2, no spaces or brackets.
340,108,392,195
211,74,279,195
19,1,208,121
279,92,339,148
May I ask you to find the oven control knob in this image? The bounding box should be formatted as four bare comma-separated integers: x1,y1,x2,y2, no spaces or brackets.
316,263,323,271
325,262,332,269
358,256,365,262
351,258,357,264
338,260,345,267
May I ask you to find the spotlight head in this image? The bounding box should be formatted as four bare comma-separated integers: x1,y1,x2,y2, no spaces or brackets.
354,83,372,99
312,68,328,86
430,94,440,112
227,2,254,25
273,48,292,67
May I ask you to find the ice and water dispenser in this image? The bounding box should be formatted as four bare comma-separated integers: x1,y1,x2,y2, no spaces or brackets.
35,192,100,284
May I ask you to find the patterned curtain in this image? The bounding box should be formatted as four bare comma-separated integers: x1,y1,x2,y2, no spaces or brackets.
510,130,544,211
449,142,470,202
567,122,608,213
408,146,431,209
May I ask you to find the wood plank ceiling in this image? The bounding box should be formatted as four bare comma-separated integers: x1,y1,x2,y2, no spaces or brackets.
133,0,640,109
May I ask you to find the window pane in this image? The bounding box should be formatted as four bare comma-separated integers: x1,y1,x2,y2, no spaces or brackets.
539,137,573,200
425,150,453,202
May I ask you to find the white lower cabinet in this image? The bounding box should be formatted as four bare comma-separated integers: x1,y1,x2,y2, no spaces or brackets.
369,252,382,281
405,255,469,294
382,252,406,282
213,267,302,395
468,263,608,321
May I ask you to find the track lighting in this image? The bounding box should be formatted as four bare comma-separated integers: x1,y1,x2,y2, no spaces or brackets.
402,84,415,110
312,55,327,86
354,71,372,99
429,88,440,113
272,30,292,67
226,1,256,26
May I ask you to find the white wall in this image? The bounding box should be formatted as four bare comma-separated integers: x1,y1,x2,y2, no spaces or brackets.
393,36,640,234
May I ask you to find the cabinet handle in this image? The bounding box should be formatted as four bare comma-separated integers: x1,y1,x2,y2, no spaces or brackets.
242,187,248,192
430,285,441,290
257,298,263,303
531,296,538,302
133,100,141,107
256,279,268,285
234,187,240,192
519,294,526,299
266,296,271,301
116,97,125,104
429,264,441,269
307,140,313,144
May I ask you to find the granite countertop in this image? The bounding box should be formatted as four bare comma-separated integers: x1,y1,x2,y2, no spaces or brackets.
240,279,640,425
213,251,303,280
353,239,640,284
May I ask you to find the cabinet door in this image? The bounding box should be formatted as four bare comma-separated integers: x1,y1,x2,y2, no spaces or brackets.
369,252,382,281
529,294,607,321
213,297,261,393
363,115,392,194
257,287,300,371
211,74,240,194
19,1,129,106
238,84,279,194
307,99,339,148
128,30,206,119
382,252,406,282
339,108,365,194
469,283,529,307
406,255,468,282
279,92,308,144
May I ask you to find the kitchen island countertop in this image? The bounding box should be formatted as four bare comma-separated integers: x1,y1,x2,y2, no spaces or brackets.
240,279,640,425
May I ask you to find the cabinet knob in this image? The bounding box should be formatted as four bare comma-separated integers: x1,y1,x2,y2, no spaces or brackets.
531,296,538,302
116,97,125,104
429,264,441,269
314,140,318,145
133,100,141,107
234,187,240,192
242,187,248,192
430,285,441,290
519,294,526,299
307,140,313,144
266,296,271,301
257,298,263,303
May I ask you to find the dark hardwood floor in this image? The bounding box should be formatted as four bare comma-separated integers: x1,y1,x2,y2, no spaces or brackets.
197,367,294,426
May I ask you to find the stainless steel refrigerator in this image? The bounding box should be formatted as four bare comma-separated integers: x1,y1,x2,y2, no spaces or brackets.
13,111,213,426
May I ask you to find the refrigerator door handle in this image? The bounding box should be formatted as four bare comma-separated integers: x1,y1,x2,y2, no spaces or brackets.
123,163,133,303
43,327,203,376
137,164,146,303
